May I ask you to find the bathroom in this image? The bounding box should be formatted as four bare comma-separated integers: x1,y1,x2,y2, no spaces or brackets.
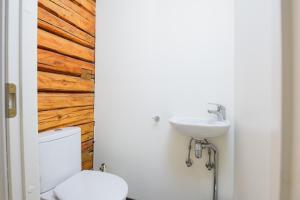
0,0,299,200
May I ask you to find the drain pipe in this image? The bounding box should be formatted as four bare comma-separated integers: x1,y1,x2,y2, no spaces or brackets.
209,143,218,200
185,139,219,200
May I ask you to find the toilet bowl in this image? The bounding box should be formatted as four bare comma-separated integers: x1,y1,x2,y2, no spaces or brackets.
39,127,128,200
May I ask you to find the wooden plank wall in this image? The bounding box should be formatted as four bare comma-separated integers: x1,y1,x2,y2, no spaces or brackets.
37,0,96,170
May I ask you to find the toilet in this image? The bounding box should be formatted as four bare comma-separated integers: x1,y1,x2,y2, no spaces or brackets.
39,127,128,200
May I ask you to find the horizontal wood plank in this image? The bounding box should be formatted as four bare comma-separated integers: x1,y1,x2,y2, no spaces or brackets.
39,0,95,36
38,49,94,76
38,93,94,111
39,121,94,133
82,144,94,153
78,122,94,135
82,139,94,150
82,131,94,143
38,106,94,131
82,140,94,169
82,160,93,170
38,29,95,62
54,0,95,21
38,7,95,48
38,71,94,92
82,151,93,162
38,0,96,169
72,0,95,15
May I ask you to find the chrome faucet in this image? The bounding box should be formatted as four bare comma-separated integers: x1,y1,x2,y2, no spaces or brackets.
208,103,226,121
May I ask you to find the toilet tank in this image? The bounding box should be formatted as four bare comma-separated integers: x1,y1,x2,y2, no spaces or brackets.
39,127,81,193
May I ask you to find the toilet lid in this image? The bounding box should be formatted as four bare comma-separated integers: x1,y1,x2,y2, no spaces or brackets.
54,170,128,200
40,189,57,200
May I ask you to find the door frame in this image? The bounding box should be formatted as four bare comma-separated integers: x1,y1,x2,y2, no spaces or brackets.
2,0,40,199
0,0,9,199
19,0,40,198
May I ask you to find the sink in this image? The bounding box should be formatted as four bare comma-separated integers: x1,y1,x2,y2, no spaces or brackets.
169,116,230,139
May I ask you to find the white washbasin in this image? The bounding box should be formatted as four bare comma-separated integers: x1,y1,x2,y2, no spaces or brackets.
169,116,230,139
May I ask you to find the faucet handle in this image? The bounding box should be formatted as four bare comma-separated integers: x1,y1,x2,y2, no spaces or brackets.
208,103,225,111
208,103,226,121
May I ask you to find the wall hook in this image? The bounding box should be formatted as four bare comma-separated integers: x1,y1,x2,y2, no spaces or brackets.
152,116,160,122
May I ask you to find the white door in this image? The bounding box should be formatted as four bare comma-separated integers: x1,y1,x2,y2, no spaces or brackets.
1,0,40,200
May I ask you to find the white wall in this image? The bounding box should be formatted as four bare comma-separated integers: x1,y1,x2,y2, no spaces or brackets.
234,0,282,200
95,0,234,199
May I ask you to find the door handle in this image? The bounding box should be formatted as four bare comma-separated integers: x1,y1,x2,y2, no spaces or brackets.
6,83,17,118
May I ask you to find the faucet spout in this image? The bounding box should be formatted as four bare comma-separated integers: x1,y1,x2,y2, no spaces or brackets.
208,103,226,121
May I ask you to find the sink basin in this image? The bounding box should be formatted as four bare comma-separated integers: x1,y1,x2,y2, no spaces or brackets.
169,116,230,139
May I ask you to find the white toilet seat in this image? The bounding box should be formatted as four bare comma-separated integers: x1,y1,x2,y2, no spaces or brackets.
40,189,57,200
54,170,128,200
40,170,128,200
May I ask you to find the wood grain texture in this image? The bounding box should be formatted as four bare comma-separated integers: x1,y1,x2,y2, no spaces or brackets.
82,151,93,162
38,93,94,111
82,160,93,170
38,106,94,131
38,71,94,92
39,0,95,36
82,139,94,150
82,139,94,169
82,144,94,154
54,0,95,22
41,122,94,136
71,0,95,15
78,122,94,135
38,49,94,76
38,0,96,169
38,29,95,62
38,7,95,48
82,131,94,143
